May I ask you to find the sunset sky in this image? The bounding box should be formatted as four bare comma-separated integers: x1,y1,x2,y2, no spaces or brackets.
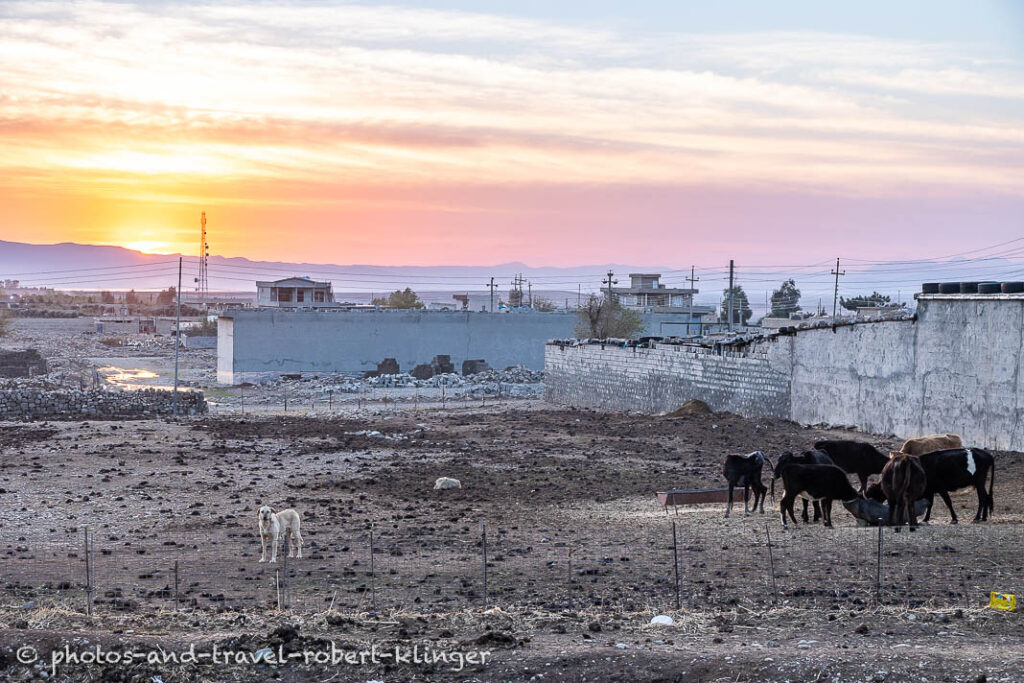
1,1,1023,267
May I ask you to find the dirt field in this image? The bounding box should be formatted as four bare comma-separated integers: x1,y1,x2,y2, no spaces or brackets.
2,405,1023,681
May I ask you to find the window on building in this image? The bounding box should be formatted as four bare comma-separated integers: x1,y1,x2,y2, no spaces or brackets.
315,291,325,302
296,290,305,303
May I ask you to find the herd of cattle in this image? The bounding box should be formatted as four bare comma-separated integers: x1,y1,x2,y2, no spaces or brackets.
722,433,996,528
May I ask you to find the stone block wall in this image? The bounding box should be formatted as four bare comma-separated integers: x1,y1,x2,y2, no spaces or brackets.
545,340,792,418
0,388,207,420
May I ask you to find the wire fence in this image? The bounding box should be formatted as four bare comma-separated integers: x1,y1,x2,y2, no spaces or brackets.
204,384,543,415
1,521,1020,615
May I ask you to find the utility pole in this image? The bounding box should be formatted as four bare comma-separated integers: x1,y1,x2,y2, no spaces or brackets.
510,273,526,307
172,256,182,417
686,266,699,337
577,283,581,308
486,277,497,312
528,281,533,308
602,270,617,300
831,257,846,325
727,260,735,332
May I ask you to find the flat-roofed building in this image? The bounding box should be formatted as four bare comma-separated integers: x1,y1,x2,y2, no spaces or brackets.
256,276,336,308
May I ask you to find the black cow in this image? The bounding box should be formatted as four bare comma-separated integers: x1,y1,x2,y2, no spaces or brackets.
778,463,860,528
722,451,772,518
813,440,889,493
772,450,833,522
918,448,995,523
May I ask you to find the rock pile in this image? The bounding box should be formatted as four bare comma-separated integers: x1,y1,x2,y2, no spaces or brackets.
0,387,207,420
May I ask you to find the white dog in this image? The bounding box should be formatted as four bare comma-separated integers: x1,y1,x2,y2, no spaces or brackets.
257,505,303,563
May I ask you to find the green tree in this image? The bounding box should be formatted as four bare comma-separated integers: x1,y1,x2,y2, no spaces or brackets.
770,279,802,318
100,291,115,304
371,287,424,309
507,287,524,307
0,310,10,338
156,286,176,306
719,286,753,325
840,291,894,311
125,289,139,305
574,294,645,339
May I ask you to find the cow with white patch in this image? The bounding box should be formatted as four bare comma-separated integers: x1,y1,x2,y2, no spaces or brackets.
918,448,995,523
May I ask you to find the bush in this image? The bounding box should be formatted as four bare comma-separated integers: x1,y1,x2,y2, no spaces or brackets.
574,295,645,338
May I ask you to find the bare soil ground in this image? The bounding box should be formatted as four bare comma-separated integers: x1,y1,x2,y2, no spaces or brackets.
1,405,1023,681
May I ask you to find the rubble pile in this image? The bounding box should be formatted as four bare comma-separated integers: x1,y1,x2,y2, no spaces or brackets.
212,365,546,407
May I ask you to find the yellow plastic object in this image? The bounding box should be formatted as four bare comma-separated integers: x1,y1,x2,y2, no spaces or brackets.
989,592,1017,612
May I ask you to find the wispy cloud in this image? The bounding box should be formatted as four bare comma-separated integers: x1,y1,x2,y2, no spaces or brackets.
0,1,1022,263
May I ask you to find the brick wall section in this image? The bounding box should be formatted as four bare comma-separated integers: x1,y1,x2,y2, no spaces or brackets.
545,340,792,417
0,388,207,420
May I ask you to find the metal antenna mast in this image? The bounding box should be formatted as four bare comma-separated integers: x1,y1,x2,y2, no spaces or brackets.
196,212,209,305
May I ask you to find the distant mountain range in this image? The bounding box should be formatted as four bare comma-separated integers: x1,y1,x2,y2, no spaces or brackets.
2,239,1022,316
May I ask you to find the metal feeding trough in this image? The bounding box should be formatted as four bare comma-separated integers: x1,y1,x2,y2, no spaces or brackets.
657,488,731,514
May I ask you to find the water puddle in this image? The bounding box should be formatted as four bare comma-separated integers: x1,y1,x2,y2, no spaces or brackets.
96,366,175,391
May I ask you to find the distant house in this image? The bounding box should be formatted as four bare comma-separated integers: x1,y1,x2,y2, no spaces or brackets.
610,273,715,319
256,277,336,308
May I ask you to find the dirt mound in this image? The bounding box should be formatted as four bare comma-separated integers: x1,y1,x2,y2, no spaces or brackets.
666,399,712,417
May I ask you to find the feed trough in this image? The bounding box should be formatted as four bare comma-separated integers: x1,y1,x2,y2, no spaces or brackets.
657,488,731,514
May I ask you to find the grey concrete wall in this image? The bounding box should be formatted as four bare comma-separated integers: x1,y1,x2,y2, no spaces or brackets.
216,309,701,384
546,296,1024,450
217,309,577,383
790,297,1024,450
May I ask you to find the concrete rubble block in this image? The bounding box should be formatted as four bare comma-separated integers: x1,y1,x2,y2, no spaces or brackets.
430,354,455,375
461,359,491,376
0,349,48,378
410,364,435,380
376,358,400,375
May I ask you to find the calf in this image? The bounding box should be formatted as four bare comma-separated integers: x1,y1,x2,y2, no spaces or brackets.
900,433,963,456
722,451,770,517
918,448,995,523
772,450,833,522
778,464,860,528
880,453,928,527
813,440,889,493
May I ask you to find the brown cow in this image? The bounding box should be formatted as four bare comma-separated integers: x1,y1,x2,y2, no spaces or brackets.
880,453,928,527
899,433,963,456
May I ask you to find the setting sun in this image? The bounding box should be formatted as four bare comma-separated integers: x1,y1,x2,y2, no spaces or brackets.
122,240,174,254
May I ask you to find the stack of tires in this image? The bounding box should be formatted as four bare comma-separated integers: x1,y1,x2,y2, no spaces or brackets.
923,281,1024,294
